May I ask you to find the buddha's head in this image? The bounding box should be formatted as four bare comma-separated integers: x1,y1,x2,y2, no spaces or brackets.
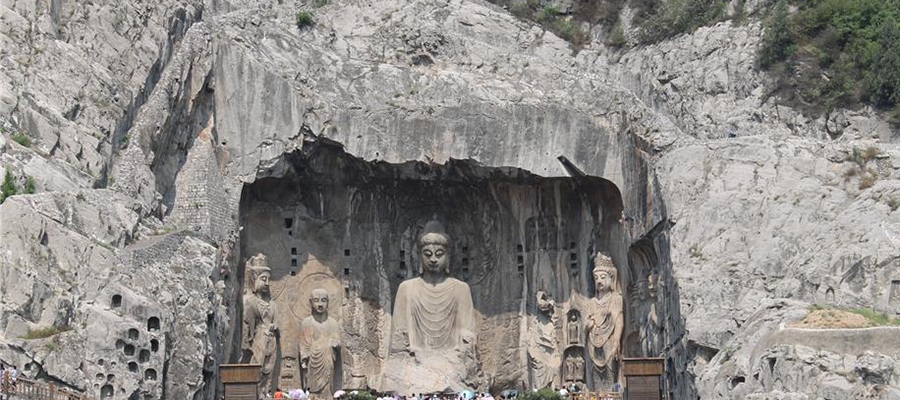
247,254,271,295
310,288,329,316
418,220,450,276
592,253,617,295
536,290,554,314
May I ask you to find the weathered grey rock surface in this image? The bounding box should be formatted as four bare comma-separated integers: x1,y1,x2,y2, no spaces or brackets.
0,0,898,398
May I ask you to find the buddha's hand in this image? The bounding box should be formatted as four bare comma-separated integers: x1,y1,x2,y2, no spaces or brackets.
269,323,279,333
330,338,340,348
460,329,476,344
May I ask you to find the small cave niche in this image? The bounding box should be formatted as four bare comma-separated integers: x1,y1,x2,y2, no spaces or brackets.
40,232,49,246
890,280,900,304
139,349,151,363
24,362,32,371
100,384,114,398
147,317,160,331
825,287,836,303
124,344,135,356
144,368,157,381
128,362,138,372
106,374,115,382
128,328,139,340
111,294,122,308
96,373,104,381
115,339,125,350
150,339,159,352
729,375,746,389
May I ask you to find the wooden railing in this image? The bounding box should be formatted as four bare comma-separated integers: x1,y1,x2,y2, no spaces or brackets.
2,377,89,400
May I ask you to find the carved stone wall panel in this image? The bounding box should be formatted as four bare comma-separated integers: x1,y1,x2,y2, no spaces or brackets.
237,148,633,391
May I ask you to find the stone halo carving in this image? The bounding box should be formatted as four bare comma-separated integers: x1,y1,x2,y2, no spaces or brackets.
282,270,343,321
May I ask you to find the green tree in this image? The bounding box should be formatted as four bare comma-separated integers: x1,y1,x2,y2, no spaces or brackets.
1,169,17,203
866,19,900,107
758,0,794,69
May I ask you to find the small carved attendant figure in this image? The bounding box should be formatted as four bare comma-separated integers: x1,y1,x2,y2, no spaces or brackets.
299,289,341,399
585,253,623,389
567,311,580,345
242,254,279,397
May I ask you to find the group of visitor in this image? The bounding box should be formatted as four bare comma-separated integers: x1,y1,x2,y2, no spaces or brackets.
0,364,18,393
266,387,311,399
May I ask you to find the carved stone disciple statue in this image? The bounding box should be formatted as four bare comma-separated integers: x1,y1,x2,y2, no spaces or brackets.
242,254,279,397
299,288,341,399
382,221,478,394
527,290,559,389
585,253,623,390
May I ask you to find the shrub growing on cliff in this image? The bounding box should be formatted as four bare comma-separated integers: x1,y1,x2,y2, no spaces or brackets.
296,11,314,29
758,0,793,69
10,132,31,147
1,169,16,203
638,0,727,43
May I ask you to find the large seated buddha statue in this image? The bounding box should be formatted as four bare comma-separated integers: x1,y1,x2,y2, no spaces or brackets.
381,221,479,394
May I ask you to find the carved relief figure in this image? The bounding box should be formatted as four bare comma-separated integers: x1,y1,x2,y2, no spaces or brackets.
527,290,559,389
563,349,585,383
383,221,478,393
299,288,341,399
643,271,661,356
241,254,279,397
566,310,581,345
585,253,623,390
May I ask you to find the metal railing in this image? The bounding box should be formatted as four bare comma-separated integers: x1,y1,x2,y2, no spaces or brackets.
2,377,89,400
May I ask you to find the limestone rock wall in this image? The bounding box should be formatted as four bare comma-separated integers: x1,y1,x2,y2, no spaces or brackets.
1,0,899,398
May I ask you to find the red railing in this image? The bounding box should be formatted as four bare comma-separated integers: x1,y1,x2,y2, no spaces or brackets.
2,377,90,400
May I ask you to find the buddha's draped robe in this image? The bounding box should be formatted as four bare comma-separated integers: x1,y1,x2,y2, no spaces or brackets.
391,277,475,351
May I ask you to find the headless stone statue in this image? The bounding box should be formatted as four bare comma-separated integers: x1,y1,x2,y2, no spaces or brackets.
527,290,559,389
241,254,279,397
299,288,341,399
585,253,623,391
383,221,478,394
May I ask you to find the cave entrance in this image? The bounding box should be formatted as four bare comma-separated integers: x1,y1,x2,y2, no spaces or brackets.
236,143,628,389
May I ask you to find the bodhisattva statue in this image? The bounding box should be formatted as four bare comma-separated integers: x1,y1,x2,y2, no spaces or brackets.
585,253,623,390
299,288,341,399
383,221,478,394
242,254,279,397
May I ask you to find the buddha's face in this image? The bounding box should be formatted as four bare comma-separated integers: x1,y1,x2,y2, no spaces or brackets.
536,291,554,313
254,272,270,294
420,244,448,275
310,292,328,315
593,270,613,294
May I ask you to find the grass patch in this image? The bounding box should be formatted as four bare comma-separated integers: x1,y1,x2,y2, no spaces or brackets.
808,304,900,327
296,11,314,29
10,132,31,147
20,325,71,340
